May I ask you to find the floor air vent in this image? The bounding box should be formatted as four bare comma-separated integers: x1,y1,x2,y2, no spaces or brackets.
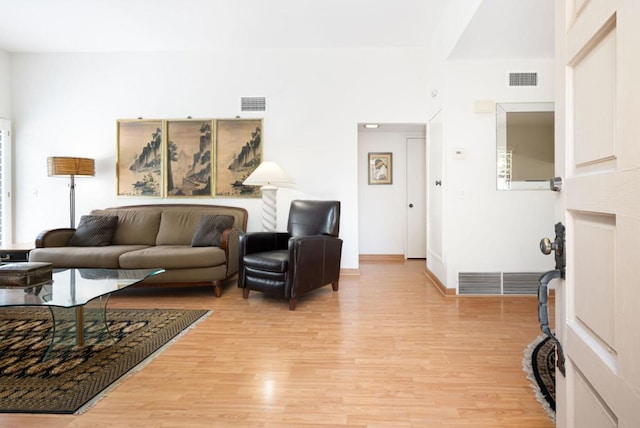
508,72,538,87
241,97,266,111
458,272,542,295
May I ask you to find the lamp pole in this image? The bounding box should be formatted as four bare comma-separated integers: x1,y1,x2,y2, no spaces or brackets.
69,175,76,228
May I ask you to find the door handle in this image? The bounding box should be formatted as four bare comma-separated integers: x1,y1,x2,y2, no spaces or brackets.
540,222,566,277
538,221,567,376
408,203,414,208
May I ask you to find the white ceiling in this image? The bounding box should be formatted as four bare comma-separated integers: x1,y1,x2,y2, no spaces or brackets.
449,0,555,60
0,0,448,52
0,1,553,57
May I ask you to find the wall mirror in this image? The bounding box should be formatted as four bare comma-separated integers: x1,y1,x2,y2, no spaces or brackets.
496,102,554,190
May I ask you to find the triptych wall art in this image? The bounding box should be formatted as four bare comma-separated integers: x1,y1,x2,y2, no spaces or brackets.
116,118,262,198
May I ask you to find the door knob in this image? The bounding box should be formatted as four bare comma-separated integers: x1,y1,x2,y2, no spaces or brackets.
409,203,414,208
539,237,555,255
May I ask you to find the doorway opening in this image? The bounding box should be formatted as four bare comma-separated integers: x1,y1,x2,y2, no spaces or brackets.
357,123,426,261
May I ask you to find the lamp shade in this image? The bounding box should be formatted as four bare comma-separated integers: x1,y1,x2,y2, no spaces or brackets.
47,157,95,177
243,161,293,186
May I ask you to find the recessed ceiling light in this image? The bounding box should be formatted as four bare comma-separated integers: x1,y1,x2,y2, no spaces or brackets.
364,124,380,129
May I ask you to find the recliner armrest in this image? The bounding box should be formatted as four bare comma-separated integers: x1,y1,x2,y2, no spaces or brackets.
240,232,291,255
288,235,343,257
286,235,343,297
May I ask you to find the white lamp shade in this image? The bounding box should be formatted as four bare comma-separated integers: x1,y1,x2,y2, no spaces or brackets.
243,161,293,186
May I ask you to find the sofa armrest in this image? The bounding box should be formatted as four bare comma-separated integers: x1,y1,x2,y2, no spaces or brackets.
221,227,243,277
35,228,75,248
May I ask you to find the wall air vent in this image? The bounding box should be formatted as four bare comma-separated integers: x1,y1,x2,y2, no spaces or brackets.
241,97,266,111
458,272,501,295
508,72,538,87
458,271,543,295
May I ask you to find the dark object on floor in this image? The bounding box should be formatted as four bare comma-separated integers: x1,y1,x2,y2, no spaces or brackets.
524,334,556,422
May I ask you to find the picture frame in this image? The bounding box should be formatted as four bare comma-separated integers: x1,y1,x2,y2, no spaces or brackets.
214,118,263,197
165,119,214,197
116,120,164,197
368,152,392,185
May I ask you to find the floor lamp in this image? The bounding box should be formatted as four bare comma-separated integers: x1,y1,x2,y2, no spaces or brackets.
243,161,293,232
47,157,95,228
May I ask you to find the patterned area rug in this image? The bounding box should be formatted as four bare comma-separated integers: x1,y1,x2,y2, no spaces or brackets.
523,335,556,422
0,307,210,414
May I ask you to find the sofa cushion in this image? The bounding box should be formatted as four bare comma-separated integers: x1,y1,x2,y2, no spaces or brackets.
29,245,150,268
69,215,118,247
191,215,234,247
155,210,205,245
91,208,161,246
118,245,226,269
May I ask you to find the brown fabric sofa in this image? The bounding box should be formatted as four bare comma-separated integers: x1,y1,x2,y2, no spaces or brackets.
29,204,248,297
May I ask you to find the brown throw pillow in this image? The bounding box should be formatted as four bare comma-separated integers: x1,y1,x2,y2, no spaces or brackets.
69,215,118,247
191,215,234,247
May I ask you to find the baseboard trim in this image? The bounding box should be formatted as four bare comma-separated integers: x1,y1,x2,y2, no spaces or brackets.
359,254,405,262
340,268,361,276
424,268,456,296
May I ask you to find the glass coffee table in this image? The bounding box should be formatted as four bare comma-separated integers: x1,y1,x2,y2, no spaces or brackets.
0,267,164,360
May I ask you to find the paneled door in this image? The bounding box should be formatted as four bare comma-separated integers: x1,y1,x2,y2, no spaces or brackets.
555,1,640,426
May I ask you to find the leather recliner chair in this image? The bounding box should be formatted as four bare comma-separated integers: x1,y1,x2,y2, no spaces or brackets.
238,200,342,310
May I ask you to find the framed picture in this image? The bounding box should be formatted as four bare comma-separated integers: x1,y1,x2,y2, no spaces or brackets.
117,120,164,197
368,152,392,185
214,119,263,197
166,120,213,197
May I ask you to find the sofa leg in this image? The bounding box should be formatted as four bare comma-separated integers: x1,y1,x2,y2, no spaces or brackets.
288,298,297,311
242,288,250,299
214,281,222,298
332,281,339,291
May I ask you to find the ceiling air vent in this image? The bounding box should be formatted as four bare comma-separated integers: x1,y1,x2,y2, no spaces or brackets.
508,72,538,87
241,97,266,112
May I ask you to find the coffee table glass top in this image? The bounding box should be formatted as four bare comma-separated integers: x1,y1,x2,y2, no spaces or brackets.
0,268,165,307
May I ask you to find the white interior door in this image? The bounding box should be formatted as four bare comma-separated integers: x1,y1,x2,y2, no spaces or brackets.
556,1,640,426
406,137,426,258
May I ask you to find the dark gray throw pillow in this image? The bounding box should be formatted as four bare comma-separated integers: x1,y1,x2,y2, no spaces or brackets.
191,215,234,247
69,215,118,247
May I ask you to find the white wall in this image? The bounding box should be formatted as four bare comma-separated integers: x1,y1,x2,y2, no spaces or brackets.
9,48,431,269
441,58,557,289
357,127,425,255
0,50,10,118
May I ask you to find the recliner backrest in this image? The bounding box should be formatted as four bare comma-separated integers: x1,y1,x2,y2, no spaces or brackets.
287,200,340,238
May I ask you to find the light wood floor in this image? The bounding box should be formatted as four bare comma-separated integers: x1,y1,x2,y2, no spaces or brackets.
1,260,554,428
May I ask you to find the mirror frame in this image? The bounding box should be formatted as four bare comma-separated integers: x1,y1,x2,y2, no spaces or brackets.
496,102,555,190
